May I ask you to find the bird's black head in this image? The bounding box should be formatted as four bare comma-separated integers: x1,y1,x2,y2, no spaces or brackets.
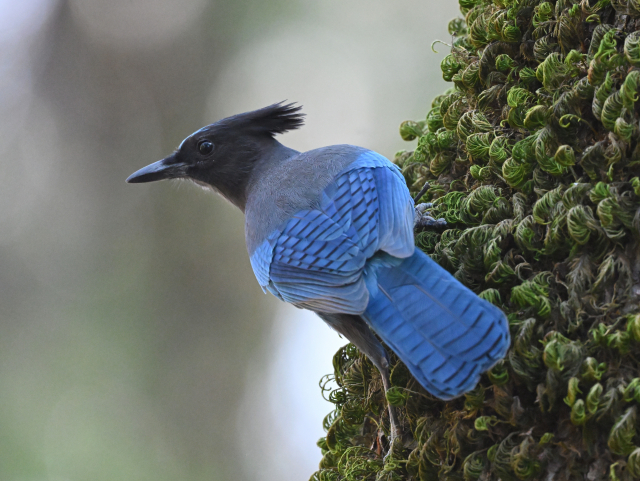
126,102,304,208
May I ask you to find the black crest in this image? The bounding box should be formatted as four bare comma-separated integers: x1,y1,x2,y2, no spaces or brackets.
215,102,305,137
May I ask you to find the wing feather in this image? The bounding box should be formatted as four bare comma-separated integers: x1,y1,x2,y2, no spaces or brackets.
249,151,414,313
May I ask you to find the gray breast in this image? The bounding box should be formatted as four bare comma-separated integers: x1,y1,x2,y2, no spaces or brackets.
244,144,368,255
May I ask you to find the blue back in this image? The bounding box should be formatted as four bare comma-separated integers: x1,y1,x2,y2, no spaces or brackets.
249,147,510,399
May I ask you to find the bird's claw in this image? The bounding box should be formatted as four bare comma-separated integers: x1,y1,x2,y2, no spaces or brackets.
415,202,433,214
416,215,447,228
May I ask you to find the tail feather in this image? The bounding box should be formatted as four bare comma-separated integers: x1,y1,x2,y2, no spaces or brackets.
362,249,510,399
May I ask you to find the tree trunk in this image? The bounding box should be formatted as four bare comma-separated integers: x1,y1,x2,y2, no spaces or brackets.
313,1,640,480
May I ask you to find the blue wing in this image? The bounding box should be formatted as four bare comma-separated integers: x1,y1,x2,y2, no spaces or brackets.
249,150,414,314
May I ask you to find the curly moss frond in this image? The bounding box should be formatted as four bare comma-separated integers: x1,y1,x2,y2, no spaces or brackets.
312,1,640,480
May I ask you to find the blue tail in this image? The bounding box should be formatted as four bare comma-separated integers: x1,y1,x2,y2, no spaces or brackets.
362,249,510,399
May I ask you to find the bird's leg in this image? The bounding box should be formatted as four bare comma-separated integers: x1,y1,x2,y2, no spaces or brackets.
376,354,401,455
315,312,401,452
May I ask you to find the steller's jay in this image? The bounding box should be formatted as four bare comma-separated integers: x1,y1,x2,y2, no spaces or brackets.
127,102,510,443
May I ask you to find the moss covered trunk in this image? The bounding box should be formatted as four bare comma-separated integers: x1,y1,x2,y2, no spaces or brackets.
312,1,640,480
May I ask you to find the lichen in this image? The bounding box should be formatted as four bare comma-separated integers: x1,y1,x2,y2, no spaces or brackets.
311,1,640,480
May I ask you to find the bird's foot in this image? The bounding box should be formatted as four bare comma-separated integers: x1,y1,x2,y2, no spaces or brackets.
414,203,446,229
416,215,447,228
415,202,433,214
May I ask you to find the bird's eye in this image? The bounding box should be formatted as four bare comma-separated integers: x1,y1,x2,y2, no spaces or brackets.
198,141,214,155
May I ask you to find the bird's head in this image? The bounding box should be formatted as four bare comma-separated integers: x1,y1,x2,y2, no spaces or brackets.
126,102,304,208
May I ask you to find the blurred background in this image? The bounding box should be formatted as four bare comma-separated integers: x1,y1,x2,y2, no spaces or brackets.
0,0,458,480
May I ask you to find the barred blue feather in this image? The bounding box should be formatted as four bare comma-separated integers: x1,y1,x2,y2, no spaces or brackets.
249,150,509,399
363,250,509,399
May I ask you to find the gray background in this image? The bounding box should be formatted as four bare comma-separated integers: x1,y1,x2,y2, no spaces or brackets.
0,0,458,479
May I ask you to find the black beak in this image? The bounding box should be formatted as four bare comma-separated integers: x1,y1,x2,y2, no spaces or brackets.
126,152,186,183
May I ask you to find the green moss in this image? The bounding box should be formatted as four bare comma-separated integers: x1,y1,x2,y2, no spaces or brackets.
312,1,640,480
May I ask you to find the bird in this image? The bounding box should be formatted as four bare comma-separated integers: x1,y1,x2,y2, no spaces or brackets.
126,102,510,444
